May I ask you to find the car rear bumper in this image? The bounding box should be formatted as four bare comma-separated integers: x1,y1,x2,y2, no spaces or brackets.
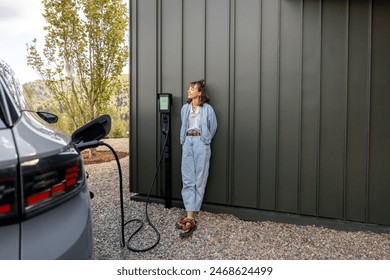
20,186,93,260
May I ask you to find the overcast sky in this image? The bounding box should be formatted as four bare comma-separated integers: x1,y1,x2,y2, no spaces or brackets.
0,0,129,84
0,0,45,83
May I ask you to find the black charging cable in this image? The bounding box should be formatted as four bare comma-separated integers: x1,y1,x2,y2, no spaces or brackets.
77,126,169,252
100,129,169,252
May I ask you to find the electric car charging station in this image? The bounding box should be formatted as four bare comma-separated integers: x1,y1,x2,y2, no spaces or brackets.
114,93,173,252
158,93,173,209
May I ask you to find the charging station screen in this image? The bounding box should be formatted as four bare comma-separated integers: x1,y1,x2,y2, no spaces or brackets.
159,96,169,111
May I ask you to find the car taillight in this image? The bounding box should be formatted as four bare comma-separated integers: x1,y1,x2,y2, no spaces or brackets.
0,166,18,223
22,148,85,217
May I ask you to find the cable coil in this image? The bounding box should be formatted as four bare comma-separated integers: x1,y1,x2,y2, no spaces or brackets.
99,131,169,252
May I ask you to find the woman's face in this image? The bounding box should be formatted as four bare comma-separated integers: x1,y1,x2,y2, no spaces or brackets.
187,84,200,100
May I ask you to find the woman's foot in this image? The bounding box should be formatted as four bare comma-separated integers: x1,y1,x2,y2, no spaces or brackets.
175,217,187,230
179,218,197,238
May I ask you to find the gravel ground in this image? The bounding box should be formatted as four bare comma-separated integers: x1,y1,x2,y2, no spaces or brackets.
85,138,390,260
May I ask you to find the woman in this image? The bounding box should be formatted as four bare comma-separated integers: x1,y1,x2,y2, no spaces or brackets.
177,79,217,238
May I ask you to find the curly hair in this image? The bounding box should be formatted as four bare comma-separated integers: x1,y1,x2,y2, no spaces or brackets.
186,79,210,106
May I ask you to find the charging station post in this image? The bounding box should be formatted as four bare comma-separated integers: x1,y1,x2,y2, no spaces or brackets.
158,93,172,208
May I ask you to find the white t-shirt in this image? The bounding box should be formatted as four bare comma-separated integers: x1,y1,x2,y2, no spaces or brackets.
187,105,201,132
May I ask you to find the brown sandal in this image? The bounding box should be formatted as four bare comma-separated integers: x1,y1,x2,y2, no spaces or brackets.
179,218,197,238
175,217,187,230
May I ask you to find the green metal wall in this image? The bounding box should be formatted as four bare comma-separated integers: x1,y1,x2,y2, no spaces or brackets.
130,0,390,226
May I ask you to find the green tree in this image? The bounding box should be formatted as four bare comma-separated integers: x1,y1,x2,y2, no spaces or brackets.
27,0,128,131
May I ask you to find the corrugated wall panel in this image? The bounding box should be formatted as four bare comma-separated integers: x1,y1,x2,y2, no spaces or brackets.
318,0,348,219
131,0,158,195
204,0,230,205
131,0,390,226
233,0,261,207
345,0,371,223
300,0,321,216
278,0,302,213
259,0,279,211
182,0,205,89
161,0,183,199
369,0,390,225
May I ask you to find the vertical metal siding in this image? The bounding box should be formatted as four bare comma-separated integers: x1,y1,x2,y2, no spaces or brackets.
133,0,158,195
228,0,236,206
346,0,371,223
182,0,205,89
278,0,302,213
300,0,321,216
259,0,278,211
161,0,183,199
318,0,348,219
204,0,230,205
130,0,390,226
233,0,261,208
369,0,390,225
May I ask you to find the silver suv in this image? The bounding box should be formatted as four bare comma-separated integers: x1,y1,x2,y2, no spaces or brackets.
0,59,108,259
